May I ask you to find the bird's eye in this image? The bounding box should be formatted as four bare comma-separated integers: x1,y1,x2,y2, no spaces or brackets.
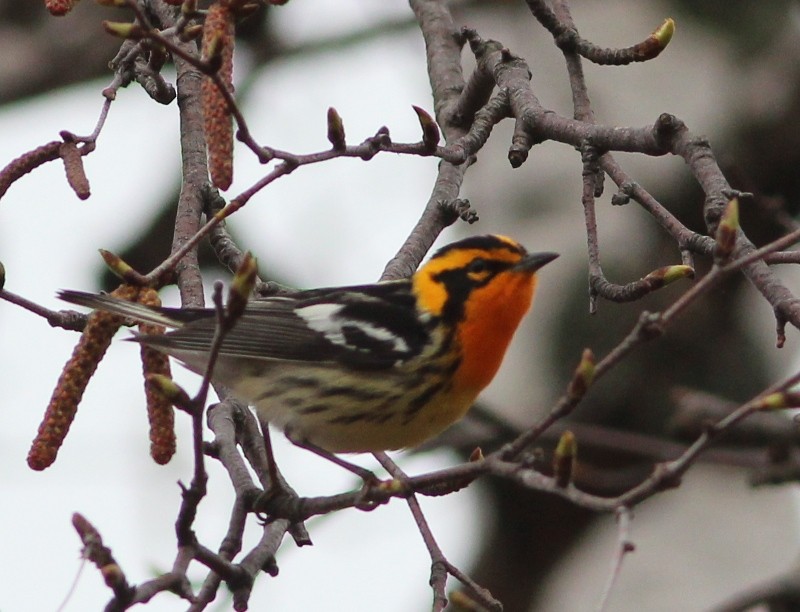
467,258,487,274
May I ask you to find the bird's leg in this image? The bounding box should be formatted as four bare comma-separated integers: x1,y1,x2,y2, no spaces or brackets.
252,422,307,528
261,425,282,493
287,434,380,486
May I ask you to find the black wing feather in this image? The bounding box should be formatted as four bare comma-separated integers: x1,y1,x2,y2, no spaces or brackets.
138,280,433,370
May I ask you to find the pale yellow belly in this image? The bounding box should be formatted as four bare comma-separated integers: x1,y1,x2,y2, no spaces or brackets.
235,363,474,453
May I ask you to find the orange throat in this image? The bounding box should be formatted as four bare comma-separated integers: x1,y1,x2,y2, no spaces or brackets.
452,271,536,394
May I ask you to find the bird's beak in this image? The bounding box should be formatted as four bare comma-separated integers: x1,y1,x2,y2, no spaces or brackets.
514,251,559,273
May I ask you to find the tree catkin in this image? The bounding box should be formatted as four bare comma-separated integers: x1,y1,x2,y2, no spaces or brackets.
201,2,235,191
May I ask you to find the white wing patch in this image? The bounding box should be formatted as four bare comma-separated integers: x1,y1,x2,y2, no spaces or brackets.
346,319,410,353
296,303,410,354
296,303,347,343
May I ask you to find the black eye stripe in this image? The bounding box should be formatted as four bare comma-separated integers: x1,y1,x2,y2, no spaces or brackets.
472,259,508,277
468,258,487,274
430,257,516,323
433,259,509,284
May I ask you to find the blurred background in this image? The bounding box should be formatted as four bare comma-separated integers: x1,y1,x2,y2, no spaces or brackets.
2,1,800,610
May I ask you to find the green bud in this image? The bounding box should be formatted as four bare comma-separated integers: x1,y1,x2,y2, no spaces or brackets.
179,24,204,42
653,18,675,48
203,32,225,71
567,348,596,400
643,264,695,288
327,107,346,150
660,264,695,284
146,373,192,408
99,250,135,281
227,252,258,321
553,430,576,488
102,21,144,39
714,198,739,262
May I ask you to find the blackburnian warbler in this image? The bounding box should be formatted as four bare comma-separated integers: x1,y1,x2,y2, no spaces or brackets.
59,235,557,453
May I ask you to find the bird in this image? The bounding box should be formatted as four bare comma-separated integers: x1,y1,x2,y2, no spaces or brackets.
59,234,557,454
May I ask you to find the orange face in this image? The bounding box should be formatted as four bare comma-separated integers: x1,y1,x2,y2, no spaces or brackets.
412,235,552,394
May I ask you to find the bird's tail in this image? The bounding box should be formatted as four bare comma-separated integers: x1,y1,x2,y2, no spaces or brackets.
58,289,187,329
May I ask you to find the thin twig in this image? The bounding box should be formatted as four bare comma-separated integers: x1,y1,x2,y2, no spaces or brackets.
374,452,502,611
381,0,475,281
596,507,635,611
0,290,87,331
373,453,448,611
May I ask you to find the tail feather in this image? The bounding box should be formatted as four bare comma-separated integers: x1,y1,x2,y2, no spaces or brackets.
58,289,187,329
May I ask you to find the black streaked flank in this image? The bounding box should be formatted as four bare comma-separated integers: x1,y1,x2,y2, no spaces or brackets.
372,411,395,425
402,381,446,424
372,393,405,412
318,385,386,401
328,412,372,426
299,404,332,415
408,355,460,387
442,358,461,379
276,376,321,388
255,375,321,402
431,329,458,359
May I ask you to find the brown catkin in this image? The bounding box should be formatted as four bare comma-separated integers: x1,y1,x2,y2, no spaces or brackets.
60,141,91,200
45,0,78,16
137,289,176,465
28,285,139,471
201,2,235,191
0,141,61,199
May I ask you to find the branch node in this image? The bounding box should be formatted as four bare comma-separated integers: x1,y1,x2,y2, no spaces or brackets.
438,198,478,225
554,29,578,52
509,116,533,168
774,306,789,349
461,27,482,53
637,310,665,340
612,180,637,205
653,113,683,150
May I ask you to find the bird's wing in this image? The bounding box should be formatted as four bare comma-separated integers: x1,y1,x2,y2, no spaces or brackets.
58,289,200,328
139,281,434,370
